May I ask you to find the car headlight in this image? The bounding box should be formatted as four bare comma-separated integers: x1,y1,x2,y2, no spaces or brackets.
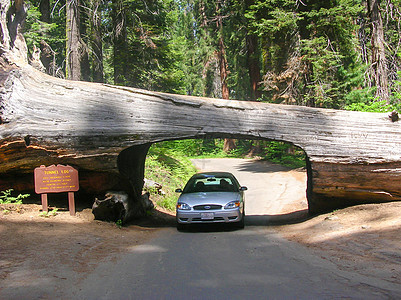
224,201,240,209
177,203,191,210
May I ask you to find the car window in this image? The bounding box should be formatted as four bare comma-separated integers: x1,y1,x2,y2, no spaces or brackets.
183,175,239,193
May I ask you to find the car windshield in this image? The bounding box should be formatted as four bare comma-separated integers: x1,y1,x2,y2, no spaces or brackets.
182,174,240,193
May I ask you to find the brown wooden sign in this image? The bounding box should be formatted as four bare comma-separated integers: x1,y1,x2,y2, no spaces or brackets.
34,165,79,216
34,164,79,193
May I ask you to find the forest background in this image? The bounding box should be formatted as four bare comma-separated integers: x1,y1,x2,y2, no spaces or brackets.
21,0,401,209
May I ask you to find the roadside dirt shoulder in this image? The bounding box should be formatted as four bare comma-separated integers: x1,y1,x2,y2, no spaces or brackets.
0,204,169,293
275,201,401,285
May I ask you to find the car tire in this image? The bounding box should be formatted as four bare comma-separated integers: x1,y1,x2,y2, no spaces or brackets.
235,212,245,229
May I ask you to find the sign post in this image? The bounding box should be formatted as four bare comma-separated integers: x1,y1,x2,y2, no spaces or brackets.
34,165,79,216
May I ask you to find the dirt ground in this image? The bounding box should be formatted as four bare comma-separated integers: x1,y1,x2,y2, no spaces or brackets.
276,200,401,285
0,201,175,291
1,176,401,290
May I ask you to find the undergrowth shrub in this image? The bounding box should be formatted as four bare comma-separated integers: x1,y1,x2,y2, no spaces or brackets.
0,189,30,204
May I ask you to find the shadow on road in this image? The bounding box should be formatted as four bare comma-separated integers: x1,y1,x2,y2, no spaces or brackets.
245,209,310,226
177,223,242,233
128,208,310,230
236,159,296,173
128,209,176,228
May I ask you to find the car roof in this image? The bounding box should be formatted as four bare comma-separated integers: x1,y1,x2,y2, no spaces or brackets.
190,172,235,179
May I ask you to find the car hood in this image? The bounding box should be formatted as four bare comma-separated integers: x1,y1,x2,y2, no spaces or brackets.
178,192,241,206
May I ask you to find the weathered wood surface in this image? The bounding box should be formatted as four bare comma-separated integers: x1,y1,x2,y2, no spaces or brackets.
1,0,401,215
1,64,401,213
92,191,153,223
1,65,399,162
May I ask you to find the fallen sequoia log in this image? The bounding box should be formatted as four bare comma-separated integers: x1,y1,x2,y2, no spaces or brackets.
92,191,153,223
1,0,401,220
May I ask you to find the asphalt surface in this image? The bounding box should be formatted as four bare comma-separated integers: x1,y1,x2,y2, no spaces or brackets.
70,227,392,299
69,159,396,299
191,158,307,217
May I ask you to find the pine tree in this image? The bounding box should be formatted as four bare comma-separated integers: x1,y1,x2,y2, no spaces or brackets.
367,0,389,103
66,0,89,80
88,0,104,82
246,0,363,108
22,0,400,109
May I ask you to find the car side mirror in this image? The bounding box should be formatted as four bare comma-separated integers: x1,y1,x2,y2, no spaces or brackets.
175,188,183,193
239,186,248,191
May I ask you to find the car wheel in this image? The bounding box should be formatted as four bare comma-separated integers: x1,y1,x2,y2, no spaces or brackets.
235,212,245,229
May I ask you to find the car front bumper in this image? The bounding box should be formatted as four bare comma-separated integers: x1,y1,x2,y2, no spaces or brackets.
176,208,243,224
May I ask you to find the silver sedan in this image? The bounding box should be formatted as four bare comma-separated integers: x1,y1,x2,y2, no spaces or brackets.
175,172,247,230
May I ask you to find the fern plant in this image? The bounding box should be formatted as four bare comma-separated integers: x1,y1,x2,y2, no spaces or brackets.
0,189,30,204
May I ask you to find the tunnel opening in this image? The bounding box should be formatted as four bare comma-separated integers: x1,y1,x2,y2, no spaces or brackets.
141,138,311,227
6,137,311,226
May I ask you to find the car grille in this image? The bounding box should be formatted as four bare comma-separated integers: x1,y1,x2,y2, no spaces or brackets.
192,217,225,221
193,204,222,210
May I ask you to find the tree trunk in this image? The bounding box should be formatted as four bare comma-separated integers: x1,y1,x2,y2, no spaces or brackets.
39,0,50,23
217,35,229,100
215,1,235,152
66,0,82,80
246,33,262,100
216,5,229,100
199,0,208,28
38,0,53,74
244,0,261,101
0,0,27,65
92,191,154,223
112,0,128,85
90,0,104,83
1,0,401,217
3,61,401,214
367,0,389,103
79,3,90,82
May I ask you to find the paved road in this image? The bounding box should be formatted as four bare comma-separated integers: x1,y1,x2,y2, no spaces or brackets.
70,227,392,299
69,159,398,299
191,158,308,216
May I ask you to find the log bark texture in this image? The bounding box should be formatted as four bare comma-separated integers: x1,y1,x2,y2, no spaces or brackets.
1,0,401,215
1,64,401,213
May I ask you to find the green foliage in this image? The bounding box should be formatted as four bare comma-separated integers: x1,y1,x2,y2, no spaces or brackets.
343,67,401,113
115,219,123,228
344,100,400,113
24,0,401,108
39,208,58,218
244,0,366,108
159,139,226,157
144,139,305,211
144,143,198,210
344,86,374,107
23,0,66,76
0,189,30,204
107,0,186,92
217,140,305,168
24,2,56,50
391,71,401,104
22,0,401,106
261,142,305,169
168,4,213,96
